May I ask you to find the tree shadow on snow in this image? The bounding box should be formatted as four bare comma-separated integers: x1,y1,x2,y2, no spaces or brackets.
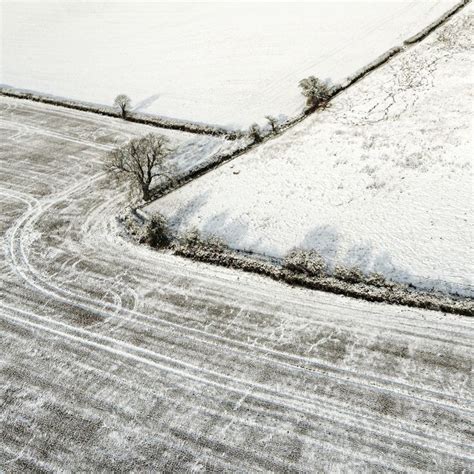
166,191,211,231
299,225,472,297
132,94,160,112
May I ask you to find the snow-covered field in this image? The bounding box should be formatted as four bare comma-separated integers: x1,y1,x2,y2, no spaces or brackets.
1,95,473,471
0,95,234,178
1,1,460,128
146,6,474,297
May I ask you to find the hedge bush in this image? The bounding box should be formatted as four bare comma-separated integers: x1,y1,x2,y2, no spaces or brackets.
283,249,327,277
145,213,172,248
333,264,365,284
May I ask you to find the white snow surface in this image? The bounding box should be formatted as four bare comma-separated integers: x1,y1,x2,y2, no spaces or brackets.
1,1,459,128
146,6,474,297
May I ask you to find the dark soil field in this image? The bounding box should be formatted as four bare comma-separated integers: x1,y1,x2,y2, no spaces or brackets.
0,97,472,471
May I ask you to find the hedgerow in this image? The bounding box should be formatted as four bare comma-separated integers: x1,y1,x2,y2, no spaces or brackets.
127,222,473,316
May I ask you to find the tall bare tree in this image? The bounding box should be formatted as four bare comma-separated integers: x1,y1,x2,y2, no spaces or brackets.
114,94,131,118
105,133,175,201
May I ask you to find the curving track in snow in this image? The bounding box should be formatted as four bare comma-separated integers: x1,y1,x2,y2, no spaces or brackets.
0,97,473,471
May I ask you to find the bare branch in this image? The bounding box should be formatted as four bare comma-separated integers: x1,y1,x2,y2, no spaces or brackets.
104,133,176,201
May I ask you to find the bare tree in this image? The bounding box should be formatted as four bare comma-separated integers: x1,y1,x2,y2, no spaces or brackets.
298,76,331,110
114,94,131,118
248,123,263,143
104,133,175,201
265,115,278,133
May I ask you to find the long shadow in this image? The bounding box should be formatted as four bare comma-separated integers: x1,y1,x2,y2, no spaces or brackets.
300,225,473,297
132,94,160,112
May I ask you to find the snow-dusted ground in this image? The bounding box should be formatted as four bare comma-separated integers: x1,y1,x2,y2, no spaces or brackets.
1,1,459,128
146,6,474,297
0,95,233,178
1,95,473,471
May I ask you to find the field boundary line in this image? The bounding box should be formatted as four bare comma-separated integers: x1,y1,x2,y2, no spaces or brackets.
0,87,235,139
130,0,474,315
1,1,469,144
136,0,471,205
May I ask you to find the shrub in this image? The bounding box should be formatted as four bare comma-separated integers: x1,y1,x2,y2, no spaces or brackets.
118,210,147,243
226,130,247,141
283,249,327,277
365,272,388,288
145,213,172,248
179,228,201,248
205,235,227,252
333,264,365,284
178,228,227,255
298,76,331,110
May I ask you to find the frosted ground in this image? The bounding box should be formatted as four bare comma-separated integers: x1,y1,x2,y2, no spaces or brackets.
0,95,236,180
1,95,473,472
146,6,474,297
1,3,473,469
1,1,459,128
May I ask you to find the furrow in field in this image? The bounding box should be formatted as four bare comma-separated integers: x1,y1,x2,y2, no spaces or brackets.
2,304,473,464
4,177,472,420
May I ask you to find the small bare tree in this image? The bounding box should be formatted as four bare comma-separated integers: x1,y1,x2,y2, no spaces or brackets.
114,94,131,118
248,123,263,143
265,115,278,133
298,76,331,110
104,133,175,201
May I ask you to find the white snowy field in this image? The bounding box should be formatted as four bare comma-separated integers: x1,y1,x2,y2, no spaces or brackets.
146,6,474,297
1,1,459,128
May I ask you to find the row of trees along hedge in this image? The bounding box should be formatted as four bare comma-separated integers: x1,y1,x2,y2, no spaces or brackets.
106,77,331,201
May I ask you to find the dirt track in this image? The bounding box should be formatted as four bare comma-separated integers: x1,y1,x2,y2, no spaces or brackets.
0,97,473,471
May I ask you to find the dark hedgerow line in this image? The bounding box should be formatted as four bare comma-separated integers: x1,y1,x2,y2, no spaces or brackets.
403,0,471,45
120,213,473,316
171,237,474,317
127,0,474,316
0,86,237,139
2,1,469,147
138,0,471,205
